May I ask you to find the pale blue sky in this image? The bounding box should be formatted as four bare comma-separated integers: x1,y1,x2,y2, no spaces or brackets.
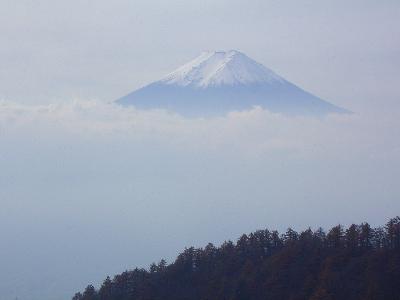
0,1,400,300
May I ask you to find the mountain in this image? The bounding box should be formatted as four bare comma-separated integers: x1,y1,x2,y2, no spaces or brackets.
116,50,348,117
72,216,400,300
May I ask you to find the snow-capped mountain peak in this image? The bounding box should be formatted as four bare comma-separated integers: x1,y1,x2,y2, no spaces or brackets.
117,50,348,117
159,50,284,88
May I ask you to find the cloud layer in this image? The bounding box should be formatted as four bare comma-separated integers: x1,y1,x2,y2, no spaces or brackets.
1,99,395,159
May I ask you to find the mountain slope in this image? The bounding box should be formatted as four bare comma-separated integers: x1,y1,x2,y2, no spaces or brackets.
116,50,348,117
72,217,400,300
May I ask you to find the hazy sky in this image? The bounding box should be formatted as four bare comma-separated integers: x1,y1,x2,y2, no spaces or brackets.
1,0,399,111
1,1,400,300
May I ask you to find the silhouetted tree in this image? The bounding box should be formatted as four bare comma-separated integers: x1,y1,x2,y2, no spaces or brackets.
283,227,299,243
360,222,373,249
72,292,83,300
345,224,360,250
326,225,344,248
386,217,400,249
82,285,96,300
99,277,112,300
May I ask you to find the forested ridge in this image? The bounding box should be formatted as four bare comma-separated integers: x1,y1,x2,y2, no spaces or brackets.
73,217,400,300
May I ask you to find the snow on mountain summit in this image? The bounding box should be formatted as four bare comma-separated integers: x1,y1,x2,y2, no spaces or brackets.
116,50,349,117
159,50,284,88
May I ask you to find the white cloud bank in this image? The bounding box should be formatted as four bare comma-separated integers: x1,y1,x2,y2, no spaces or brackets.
1,99,397,160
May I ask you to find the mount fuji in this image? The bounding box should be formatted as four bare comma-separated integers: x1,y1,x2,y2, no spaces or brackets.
116,50,348,117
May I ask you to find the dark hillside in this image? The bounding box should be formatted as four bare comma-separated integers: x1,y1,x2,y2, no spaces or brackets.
73,217,400,300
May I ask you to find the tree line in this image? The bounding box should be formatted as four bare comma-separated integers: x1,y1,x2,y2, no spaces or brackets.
73,216,400,300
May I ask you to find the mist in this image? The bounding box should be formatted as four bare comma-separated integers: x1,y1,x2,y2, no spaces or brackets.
1,101,399,299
